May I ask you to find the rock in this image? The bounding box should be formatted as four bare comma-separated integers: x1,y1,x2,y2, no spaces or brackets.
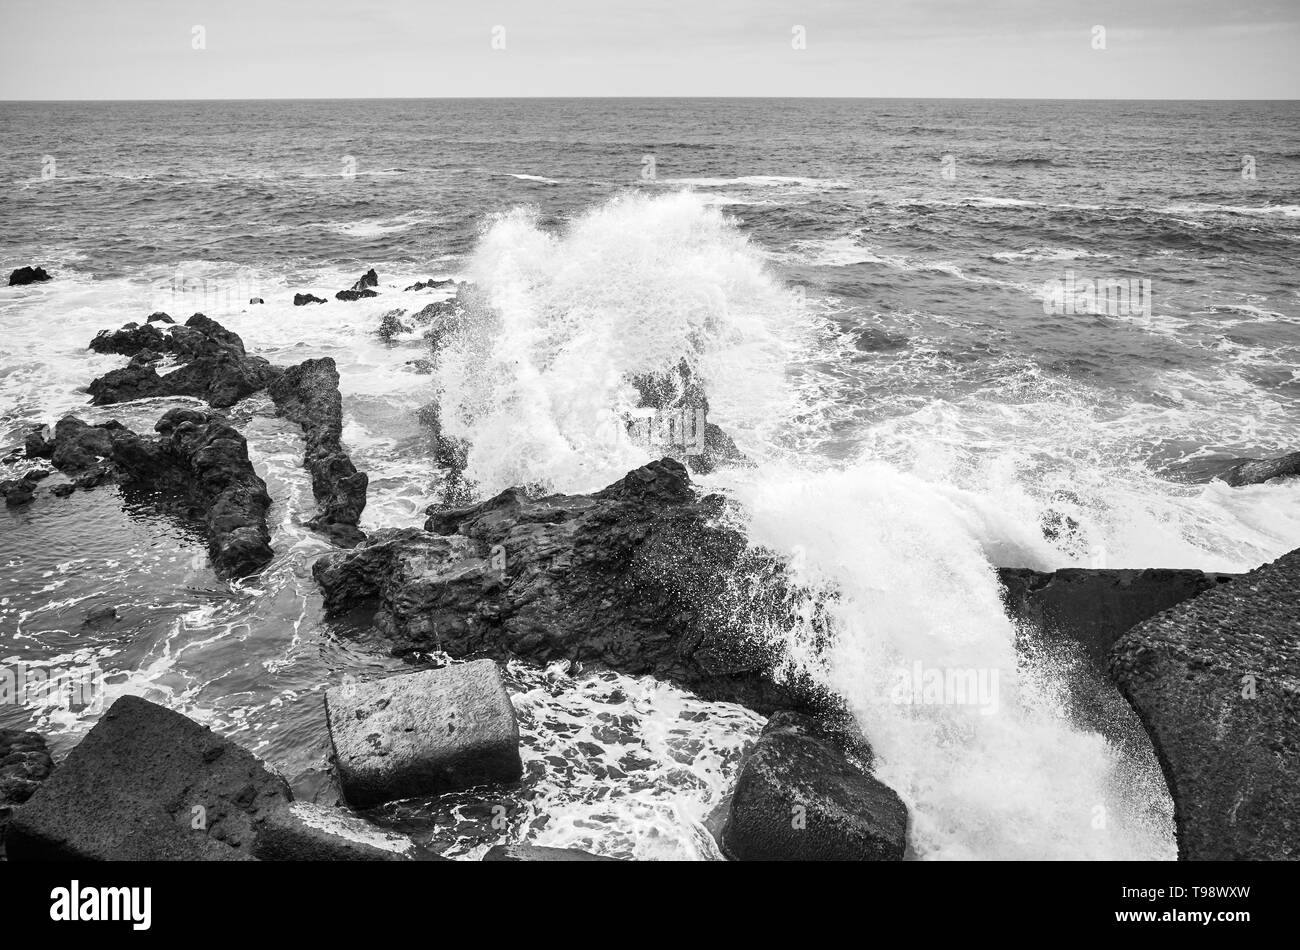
0,730,55,860
482,844,619,862
83,604,119,628
1218,451,1300,487
324,660,523,809
335,288,378,302
267,357,368,546
6,696,291,860
35,410,274,578
720,711,907,861
148,311,175,324
313,458,832,714
252,802,418,861
294,293,327,306
998,567,1235,670
351,268,379,291
1110,548,1300,860
88,314,280,409
404,278,454,292
8,266,51,286
377,309,413,343
0,470,44,507
249,297,264,305
628,362,749,474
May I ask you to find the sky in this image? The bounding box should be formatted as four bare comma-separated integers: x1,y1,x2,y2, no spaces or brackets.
1,0,1298,100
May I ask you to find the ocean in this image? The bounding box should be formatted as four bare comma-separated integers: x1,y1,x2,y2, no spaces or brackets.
2,97,1299,860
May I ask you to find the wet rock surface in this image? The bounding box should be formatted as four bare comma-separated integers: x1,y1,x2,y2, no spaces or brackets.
482,844,619,861
0,730,55,860
8,265,51,286
1110,547,1300,860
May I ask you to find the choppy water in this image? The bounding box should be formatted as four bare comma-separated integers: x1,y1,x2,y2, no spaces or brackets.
2,98,1299,859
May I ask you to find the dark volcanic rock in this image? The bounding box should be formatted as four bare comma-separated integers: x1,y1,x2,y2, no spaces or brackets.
351,268,379,291
313,458,831,713
6,696,291,861
998,567,1235,670
482,844,619,862
249,297,264,305
268,357,368,546
404,278,454,292
325,660,523,809
294,293,327,306
1218,451,1300,487
0,470,45,507
88,314,279,409
147,311,175,324
8,266,51,286
720,711,907,861
35,409,274,578
335,288,379,302
252,802,416,861
0,730,55,860
628,362,749,475
377,308,413,343
1110,548,1300,860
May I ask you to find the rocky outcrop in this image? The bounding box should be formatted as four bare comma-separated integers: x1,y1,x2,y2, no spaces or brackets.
252,802,421,861
628,363,749,475
1,469,48,506
720,711,907,861
87,314,280,409
998,567,1235,669
482,844,619,862
335,269,379,301
1110,547,1300,860
0,730,55,860
377,308,412,343
313,458,831,714
335,288,378,302
324,660,523,809
267,357,368,546
1218,451,1300,487
8,266,51,286
6,696,291,860
28,408,274,578
404,278,454,292
294,293,327,306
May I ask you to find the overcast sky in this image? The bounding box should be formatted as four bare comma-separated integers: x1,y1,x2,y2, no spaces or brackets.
2,0,1297,100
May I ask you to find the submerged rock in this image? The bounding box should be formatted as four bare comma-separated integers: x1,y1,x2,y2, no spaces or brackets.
294,293,327,306
0,730,55,860
6,696,291,860
32,409,274,578
267,357,368,546
324,660,523,809
720,711,907,861
8,266,51,286
1110,548,1300,860
1218,451,1300,487
314,458,831,714
0,470,45,506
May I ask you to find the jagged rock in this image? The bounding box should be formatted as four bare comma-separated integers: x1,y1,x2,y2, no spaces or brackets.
1110,548,1300,860
377,308,413,343
335,288,378,302
6,696,291,861
252,802,419,861
324,660,523,809
268,357,367,546
294,293,327,306
1218,451,1300,487
403,278,454,292
0,730,54,860
628,363,749,475
147,312,174,324
998,567,1235,670
8,266,51,286
34,409,274,578
412,298,467,350
482,844,619,862
0,470,45,506
351,268,379,291
720,711,907,861
313,458,831,714
87,314,279,409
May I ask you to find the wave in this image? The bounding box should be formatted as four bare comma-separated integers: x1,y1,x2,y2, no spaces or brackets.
507,173,561,184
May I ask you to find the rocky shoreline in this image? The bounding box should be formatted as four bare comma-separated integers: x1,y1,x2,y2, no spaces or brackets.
2,265,1298,861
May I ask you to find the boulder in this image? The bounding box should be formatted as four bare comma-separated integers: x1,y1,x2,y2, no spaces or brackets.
324,660,523,809
998,567,1235,670
147,312,175,324
313,458,832,714
1218,451,1300,487
8,266,51,286
0,470,45,507
720,711,907,861
6,696,291,860
377,309,413,343
249,297,264,305
351,268,379,291
335,288,378,302
1110,548,1300,860
482,844,619,862
294,293,327,306
34,409,274,578
252,802,418,861
0,730,55,860
267,357,368,546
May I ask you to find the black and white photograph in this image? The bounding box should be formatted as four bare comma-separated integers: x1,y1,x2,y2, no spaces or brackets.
0,0,1295,927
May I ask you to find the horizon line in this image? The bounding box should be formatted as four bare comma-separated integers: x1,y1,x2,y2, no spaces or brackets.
3,95,1299,104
